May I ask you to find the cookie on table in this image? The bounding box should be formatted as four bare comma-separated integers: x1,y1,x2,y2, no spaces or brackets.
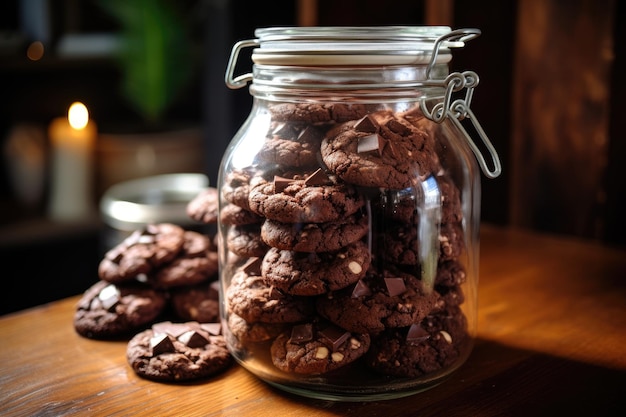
316,268,439,335
98,223,186,284
186,187,219,224
74,280,167,339
320,111,437,189
170,280,220,323
365,305,469,378
260,212,369,253
270,321,371,375
257,122,324,168
149,230,218,289
225,260,314,324
261,240,371,296
226,223,270,257
247,168,365,224
127,320,231,382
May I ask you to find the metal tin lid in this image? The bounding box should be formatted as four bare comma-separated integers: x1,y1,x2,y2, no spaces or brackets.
100,173,208,231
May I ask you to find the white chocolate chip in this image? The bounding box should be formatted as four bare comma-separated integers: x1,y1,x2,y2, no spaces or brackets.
440,330,452,344
337,253,346,259
315,346,329,359
348,261,362,274
331,352,345,362
349,337,361,349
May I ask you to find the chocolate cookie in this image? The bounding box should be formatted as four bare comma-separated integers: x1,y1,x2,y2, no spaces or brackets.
321,111,437,189
268,102,373,124
381,221,465,265
365,305,469,378
435,260,467,287
170,280,220,323
377,174,463,224
220,203,264,225
222,168,255,210
260,212,369,253
186,187,219,224
261,240,371,296
74,280,167,339
126,320,231,382
225,262,314,324
257,122,324,168
226,223,270,257
99,223,186,284
270,321,371,375
247,169,365,223
227,313,286,343
316,268,439,334
149,230,218,289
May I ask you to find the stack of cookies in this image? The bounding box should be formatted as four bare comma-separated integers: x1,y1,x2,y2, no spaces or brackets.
217,103,470,380
73,220,232,382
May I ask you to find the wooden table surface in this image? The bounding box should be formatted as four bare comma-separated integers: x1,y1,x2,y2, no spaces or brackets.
2,224,625,416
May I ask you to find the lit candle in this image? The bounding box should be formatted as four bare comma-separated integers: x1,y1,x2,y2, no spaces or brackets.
48,102,97,221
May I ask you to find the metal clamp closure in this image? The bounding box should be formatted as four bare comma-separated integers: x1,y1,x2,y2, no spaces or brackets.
225,39,258,89
420,71,502,179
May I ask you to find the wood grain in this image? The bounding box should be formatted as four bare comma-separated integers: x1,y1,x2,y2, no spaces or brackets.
1,224,625,416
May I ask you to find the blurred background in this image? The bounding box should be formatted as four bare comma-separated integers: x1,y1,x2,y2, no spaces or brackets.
0,0,622,314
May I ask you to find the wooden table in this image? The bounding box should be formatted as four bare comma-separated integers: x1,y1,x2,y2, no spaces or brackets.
2,224,625,416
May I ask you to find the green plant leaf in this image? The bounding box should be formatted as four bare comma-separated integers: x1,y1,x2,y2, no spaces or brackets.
99,0,193,125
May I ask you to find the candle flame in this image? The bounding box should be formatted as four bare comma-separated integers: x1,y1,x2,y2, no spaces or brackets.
68,102,89,130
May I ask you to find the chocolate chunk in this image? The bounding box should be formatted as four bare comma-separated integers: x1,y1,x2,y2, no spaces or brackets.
178,330,210,348
274,175,294,193
386,118,411,135
200,322,222,336
319,325,351,351
406,323,430,345
351,280,372,298
357,133,386,156
304,168,329,186
354,115,378,133
150,333,175,356
242,257,262,276
152,321,190,338
289,323,313,344
98,284,120,311
384,277,407,297
297,125,321,142
386,140,400,159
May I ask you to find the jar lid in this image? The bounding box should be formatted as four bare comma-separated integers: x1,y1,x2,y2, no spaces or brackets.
251,26,464,66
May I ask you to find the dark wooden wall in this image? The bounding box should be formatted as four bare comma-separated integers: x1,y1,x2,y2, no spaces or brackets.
314,0,625,246
509,0,618,244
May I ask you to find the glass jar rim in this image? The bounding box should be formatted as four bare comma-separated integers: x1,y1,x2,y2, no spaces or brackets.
251,26,467,66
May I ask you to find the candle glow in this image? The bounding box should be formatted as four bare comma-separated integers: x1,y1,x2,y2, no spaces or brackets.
68,102,89,130
48,101,97,220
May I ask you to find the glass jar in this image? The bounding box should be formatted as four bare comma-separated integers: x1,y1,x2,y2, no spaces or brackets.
217,26,501,401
